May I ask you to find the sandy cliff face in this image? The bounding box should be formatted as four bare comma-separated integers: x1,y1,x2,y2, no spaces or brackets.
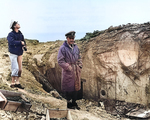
0,38,120,120
1,22,150,119
33,22,150,106
80,23,150,105
1,22,150,107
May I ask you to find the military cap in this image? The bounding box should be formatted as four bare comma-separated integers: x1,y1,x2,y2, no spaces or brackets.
65,31,76,37
10,20,18,29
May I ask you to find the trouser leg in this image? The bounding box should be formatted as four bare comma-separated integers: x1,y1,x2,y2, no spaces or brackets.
65,92,73,108
72,91,80,109
9,54,19,76
9,54,18,88
65,92,72,101
65,91,80,109
65,91,78,102
72,91,78,103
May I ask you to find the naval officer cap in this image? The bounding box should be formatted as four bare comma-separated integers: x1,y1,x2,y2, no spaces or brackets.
65,31,76,37
10,20,18,29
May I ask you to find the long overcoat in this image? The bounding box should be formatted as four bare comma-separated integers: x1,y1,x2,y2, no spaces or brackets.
57,41,82,92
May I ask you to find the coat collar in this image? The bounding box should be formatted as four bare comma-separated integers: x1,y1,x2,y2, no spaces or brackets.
12,30,22,34
63,41,76,49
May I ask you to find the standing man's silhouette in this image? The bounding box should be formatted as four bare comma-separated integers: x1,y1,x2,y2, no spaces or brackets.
7,20,27,89
57,31,83,109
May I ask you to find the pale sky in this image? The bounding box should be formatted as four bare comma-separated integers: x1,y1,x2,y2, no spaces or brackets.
0,0,150,42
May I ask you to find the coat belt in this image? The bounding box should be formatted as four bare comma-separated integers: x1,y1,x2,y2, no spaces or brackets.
69,63,76,65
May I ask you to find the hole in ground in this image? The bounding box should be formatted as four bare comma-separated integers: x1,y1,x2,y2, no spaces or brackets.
101,90,106,96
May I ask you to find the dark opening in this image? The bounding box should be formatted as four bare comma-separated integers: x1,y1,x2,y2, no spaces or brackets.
101,90,106,96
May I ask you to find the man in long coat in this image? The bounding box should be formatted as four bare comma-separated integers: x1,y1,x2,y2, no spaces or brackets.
57,31,82,109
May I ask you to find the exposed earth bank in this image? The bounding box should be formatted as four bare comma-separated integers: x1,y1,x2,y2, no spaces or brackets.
1,22,150,119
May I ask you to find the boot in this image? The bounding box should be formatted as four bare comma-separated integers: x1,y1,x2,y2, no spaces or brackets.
10,84,15,88
72,101,80,110
67,101,73,109
15,84,24,89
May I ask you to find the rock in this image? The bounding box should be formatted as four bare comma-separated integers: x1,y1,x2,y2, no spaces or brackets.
82,118,89,120
86,102,92,107
99,102,105,109
0,75,2,80
0,72,4,76
50,90,61,99
3,53,9,57
33,54,44,67
26,51,32,55
41,116,46,120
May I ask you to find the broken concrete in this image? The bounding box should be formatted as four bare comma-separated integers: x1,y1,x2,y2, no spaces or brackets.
29,22,150,107
80,22,150,106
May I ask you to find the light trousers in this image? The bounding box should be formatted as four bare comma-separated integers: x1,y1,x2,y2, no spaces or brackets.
9,53,19,77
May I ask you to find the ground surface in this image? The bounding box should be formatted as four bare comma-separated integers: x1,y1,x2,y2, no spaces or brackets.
0,38,134,120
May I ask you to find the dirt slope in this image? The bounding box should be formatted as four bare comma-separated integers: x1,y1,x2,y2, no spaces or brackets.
0,38,123,120
1,22,150,119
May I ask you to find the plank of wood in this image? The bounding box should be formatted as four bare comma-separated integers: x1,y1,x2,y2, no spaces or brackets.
3,101,21,112
0,92,7,109
67,110,73,120
0,89,22,97
46,109,50,120
0,96,5,102
49,109,68,118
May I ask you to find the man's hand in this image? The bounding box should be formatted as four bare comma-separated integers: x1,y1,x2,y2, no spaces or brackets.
67,65,72,71
21,41,25,45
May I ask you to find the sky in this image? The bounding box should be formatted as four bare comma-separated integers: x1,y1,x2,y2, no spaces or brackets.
0,0,150,42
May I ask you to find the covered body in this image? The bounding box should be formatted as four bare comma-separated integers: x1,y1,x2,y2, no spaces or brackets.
7,30,24,56
7,30,25,77
57,41,82,92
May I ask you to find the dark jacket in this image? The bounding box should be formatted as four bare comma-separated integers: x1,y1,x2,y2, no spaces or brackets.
7,30,24,56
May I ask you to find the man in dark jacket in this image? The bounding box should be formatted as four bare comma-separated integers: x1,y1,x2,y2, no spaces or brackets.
7,20,26,89
57,31,83,109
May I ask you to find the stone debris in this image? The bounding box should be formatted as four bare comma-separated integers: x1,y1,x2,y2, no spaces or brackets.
50,90,62,99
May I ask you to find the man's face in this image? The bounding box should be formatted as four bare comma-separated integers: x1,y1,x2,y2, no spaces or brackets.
67,36,75,45
14,23,20,29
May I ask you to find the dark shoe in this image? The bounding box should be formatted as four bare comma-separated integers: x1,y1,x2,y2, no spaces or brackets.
67,102,74,109
10,84,15,88
72,101,80,110
15,84,24,89
75,105,80,110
